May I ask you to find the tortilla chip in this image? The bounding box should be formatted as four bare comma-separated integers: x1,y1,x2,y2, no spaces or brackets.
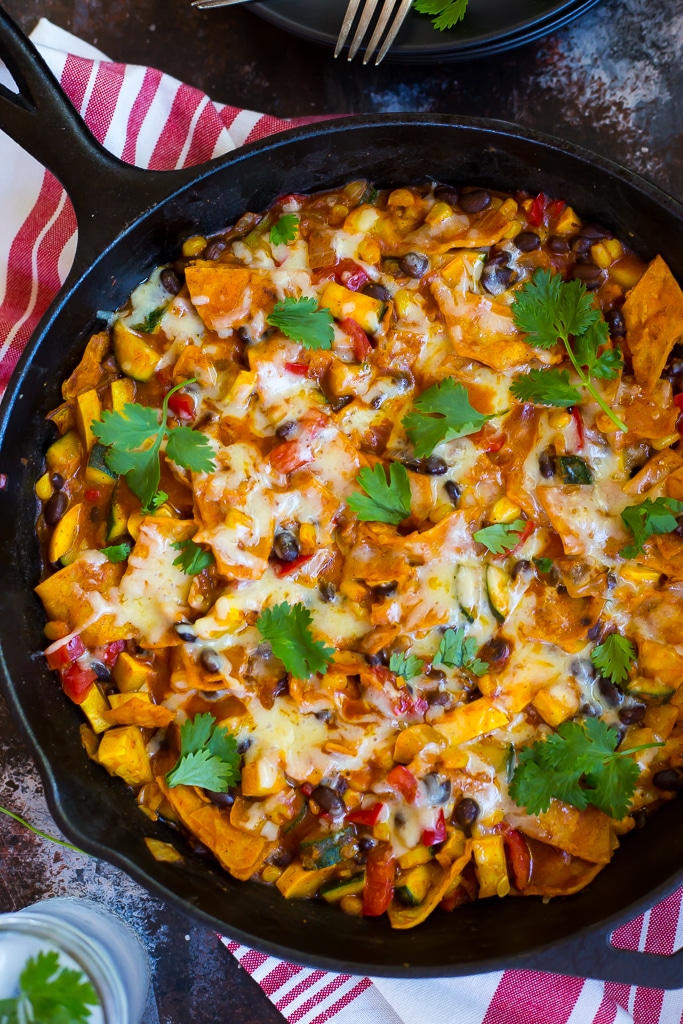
185,264,278,334
62,332,110,400
389,208,512,256
623,255,683,393
521,579,603,653
515,802,614,864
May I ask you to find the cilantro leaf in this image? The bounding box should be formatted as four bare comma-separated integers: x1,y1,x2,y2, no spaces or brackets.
267,297,334,350
511,269,627,432
509,719,659,819
166,426,216,473
474,520,525,555
270,214,300,246
166,712,240,792
130,305,165,333
389,651,424,680
0,951,99,1024
433,626,488,676
591,633,636,686
347,462,412,525
93,402,160,451
533,557,553,574
413,0,469,30
510,368,582,408
171,538,215,575
402,378,494,457
100,541,132,563
256,601,335,679
620,496,683,559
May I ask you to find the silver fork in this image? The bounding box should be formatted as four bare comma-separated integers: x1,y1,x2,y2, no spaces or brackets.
335,0,413,65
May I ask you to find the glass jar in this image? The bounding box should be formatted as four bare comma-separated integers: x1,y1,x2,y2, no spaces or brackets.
0,897,151,1023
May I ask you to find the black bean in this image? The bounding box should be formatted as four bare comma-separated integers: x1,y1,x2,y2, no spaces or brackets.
370,582,398,599
404,456,447,476
465,687,483,703
358,835,377,853
511,559,532,579
200,648,222,674
606,572,618,590
427,691,452,707
515,231,541,253
273,676,289,697
174,622,197,643
319,581,336,603
399,252,429,278
272,849,294,867
481,262,514,296
362,282,391,302
329,395,352,413
203,240,226,261
580,702,601,717
606,308,626,338
586,620,604,642
50,473,65,490
434,184,459,206
423,773,451,806
478,636,511,668
445,480,461,507
315,709,333,723
454,797,480,827
548,236,570,254
160,268,181,295
334,776,349,795
91,661,111,682
237,326,253,345
426,667,446,681
580,223,612,240
597,676,622,706
653,768,683,792
275,420,296,439
206,789,235,808
618,703,646,725
237,737,252,754
89,506,101,523
273,530,300,562
571,658,597,682
570,235,593,255
366,650,389,667
632,808,648,829
310,785,345,817
539,451,556,479
44,491,68,526
668,359,683,378
571,264,604,290
459,190,491,214
556,583,568,595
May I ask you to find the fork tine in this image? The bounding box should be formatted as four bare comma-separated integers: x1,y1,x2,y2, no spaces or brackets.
347,0,380,60
361,0,398,64
334,0,363,57
371,0,413,64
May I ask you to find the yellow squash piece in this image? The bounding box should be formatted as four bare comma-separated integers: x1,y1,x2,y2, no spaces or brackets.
112,651,155,692
110,377,136,413
79,684,112,735
48,503,84,566
98,726,153,786
45,430,83,481
75,388,101,453
388,843,473,929
144,837,184,864
113,319,159,382
434,697,509,747
319,281,384,334
276,862,338,899
472,835,510,899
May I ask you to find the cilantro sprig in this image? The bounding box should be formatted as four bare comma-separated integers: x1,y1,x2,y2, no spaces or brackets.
347,462,412,525
166,712,241,792
413,0,468,30
510,269,626,431
171,538,215,575
270,214,300,246
389,651,424,680
100,541,132,564
256,601,335,679
433,626,488,676
267,297,334,350
402,378,494,457
620,496,683,559
130,305,165,333
92,379,216,512
474,520,526,555
509,718,662,819
591,633,636,686
0,951,98,1024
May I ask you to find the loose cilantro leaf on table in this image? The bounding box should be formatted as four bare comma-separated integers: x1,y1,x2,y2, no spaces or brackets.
166,712,241,792
0,950,98,1024
171,539,215,575
256,601,335,679
510,269,626,431
413,0,469,31
474,520,526,555
347,462,412,525
620,496,683,559
267,297,335,350
92,379,215,512
591,633,636,686
433,626,488,676
402,378,494,457
389,651,424,681
509,718,662,819
101,541,132,564
270,214,300,246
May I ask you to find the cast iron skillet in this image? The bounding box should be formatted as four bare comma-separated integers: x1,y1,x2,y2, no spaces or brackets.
1,7,683,984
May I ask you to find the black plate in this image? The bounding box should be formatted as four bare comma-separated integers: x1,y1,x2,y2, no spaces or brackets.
250,0,601,61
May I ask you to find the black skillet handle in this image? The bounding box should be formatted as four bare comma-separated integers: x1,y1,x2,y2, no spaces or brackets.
0,6,199,276
522,920,683,989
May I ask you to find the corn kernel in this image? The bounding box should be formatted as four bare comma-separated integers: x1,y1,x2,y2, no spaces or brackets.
499,198,518,219
620,565,662,584
549,409,572,430
357,237,381,265
610,258,643,290
590,242,613,270
605,238,623,260
387,188,415,208
490,497,522,524
394,288,415,318
262,865,283,884
345,206,381,234
299,523,316,554
595,411,620,433
44,620,70,641
425,201,453,226
651,433,680,451
339,895,364,917
35,472,53,501
373,822,392,842
502,219,522,239
181,234,207,257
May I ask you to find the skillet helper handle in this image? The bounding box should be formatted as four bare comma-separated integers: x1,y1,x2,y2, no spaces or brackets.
0,7,196,273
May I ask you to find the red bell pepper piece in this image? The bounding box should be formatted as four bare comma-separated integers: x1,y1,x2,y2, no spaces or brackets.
167,391,195,420
340,317,373,361
570,406,585,450
61,662,97,704
547,198,566,220
300,782,314,797
674,394,683,412
506,519,535,560
421,808,447,848
84,488,100,502
284,362,309,377
386,764,418,803
101,640,125,667
362,844,395,917
313,259,369,292
392,691,429,718
45,634,85,671
273,553,314,578
346,802,384,827
528,193,546,227
268,440,312,474
502,825,531,891
469,426,507,453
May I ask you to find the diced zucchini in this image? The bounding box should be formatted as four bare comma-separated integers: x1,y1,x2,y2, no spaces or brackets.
75,388,101,453
86,443,118,488
486,565,510,623
557,455,593,485
106,480,133,542
473,835,510,899
319,281,384,334
276,862,337,899
45,430,83,481
110,377,136,413
319,872,366,903
626,677,675,704
48,502,83,566
456,564,484,623
397,845,435,870
395,864,432,907
299,827,354,869
113,319,159,382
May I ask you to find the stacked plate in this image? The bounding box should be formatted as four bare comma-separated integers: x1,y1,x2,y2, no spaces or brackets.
250,0,601,63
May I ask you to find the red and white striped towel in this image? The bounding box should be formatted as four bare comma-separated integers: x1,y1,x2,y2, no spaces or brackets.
2,21,683,1024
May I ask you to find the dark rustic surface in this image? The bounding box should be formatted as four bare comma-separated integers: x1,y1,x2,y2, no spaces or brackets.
1,0,682,1021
